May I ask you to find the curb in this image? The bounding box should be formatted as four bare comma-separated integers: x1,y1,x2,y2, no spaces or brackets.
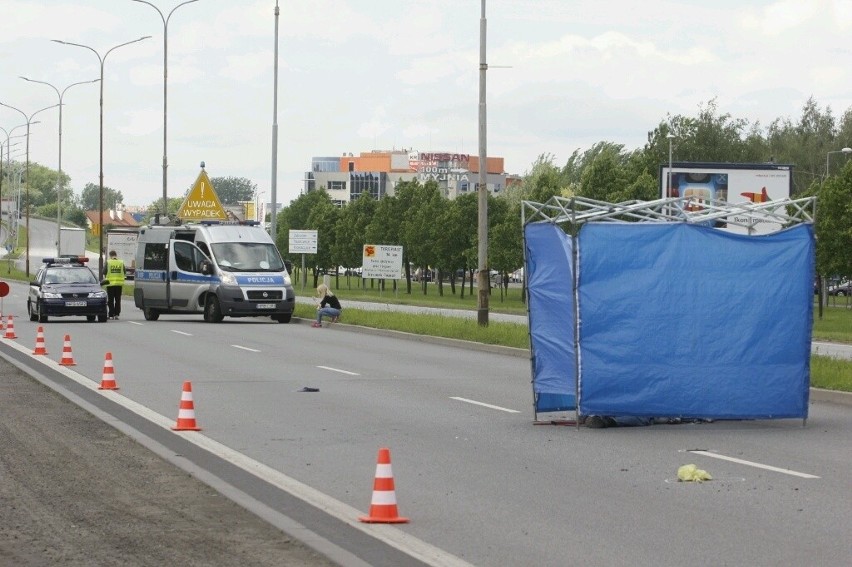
298,318,852,407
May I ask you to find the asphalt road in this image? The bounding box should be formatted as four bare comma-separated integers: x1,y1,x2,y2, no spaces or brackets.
1,275,850,566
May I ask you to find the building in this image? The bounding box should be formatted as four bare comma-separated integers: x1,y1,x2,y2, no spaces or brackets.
85,207,141,237
305,149,514,206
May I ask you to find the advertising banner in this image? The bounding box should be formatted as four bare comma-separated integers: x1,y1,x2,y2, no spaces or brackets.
362,244,403,279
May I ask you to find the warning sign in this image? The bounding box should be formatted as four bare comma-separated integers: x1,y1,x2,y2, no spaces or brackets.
177,170,227,220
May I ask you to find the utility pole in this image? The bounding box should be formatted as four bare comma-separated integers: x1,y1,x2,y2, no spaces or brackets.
477,0,489,326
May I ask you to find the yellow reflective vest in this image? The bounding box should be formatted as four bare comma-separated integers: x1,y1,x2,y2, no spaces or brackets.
105,258,126,286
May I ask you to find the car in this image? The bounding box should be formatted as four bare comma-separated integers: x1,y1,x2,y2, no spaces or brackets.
28,257,108,323
827,280,851,296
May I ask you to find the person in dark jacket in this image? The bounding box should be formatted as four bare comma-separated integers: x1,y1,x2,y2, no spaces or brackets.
313,284,341,328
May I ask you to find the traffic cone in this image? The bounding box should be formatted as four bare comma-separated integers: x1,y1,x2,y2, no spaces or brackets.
172,381,202,431
0,312,5,331
98,352,119,390
32,326,48,355
358,447,409,524
58,334,76,366
4,315,15,339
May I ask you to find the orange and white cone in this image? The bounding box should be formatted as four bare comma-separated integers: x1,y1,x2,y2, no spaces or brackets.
172,381,202,431
58,334,76,366
0,312,4,331
358,447,409,524
3,315,15,339
98,352,119,390
32,326,48,355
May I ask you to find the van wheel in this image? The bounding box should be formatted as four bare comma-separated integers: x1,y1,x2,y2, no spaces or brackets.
143,307,160,321
272,313,291,323
204,296,224,323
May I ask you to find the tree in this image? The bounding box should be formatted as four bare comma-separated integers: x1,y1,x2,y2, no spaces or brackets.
332,193,376,288
80,182,123,212
815,164,852,278
209,176,256,205
399,180,445,294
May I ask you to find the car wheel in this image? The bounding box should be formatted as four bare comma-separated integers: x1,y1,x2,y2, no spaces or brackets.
143,307,160,321
97,313,108,322
204,295,224,323
37,301,48,323
839,290,847,297
272,313,292,324
28,301,37,322
87,315,96,322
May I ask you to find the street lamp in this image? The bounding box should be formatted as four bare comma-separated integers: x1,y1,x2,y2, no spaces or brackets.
52,36,150,275
270,0,280,240
20,76,100,255
131,0,200,219
477,0,489,326
0,124,27,242
667,133,675,198
825,147,852,179
0,103,59,276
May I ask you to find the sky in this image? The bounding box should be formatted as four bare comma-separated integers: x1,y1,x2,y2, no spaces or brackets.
2,0,852,210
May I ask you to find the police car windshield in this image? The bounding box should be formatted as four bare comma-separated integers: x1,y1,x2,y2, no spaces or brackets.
211,242,285,272
45,267,97,284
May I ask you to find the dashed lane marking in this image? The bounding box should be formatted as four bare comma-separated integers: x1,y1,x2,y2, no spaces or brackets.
450,396,520,413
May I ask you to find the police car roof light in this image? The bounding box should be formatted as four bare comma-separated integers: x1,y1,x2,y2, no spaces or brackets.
41,256,88,265
199,221,221,226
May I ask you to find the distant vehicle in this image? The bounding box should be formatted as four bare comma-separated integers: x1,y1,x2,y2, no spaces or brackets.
59,227,86,257
28,257,108,323
828,280,851,296
106,229,139,279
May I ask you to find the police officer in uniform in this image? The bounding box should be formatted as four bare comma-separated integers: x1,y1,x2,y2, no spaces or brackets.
104,250,126,320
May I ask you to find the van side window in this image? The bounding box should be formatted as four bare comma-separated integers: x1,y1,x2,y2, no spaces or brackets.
196,241,211,259
174,241,202,273
144,243,167,270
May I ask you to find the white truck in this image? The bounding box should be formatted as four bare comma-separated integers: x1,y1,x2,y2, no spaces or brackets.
59,227,86,257
106,229,139,279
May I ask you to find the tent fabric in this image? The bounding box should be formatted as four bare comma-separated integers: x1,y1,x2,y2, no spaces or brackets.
525,223,576,412
525,221,814,420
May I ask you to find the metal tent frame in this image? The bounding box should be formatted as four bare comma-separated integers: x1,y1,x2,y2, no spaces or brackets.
521,195,817,424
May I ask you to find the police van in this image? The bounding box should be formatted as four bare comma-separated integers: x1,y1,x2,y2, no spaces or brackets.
133,221,295,323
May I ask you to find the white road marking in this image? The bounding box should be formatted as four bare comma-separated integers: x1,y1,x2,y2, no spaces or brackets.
317,365,360,376
171,330,192,336
450,397,520,413
128,321,143,326
1,339,474,567
232,345,260,353
688,450,820,479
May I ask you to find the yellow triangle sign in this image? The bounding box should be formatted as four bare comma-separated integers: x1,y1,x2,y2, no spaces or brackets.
177,170,228,220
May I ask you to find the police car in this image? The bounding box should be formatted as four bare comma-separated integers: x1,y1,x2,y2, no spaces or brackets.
28,257,108,323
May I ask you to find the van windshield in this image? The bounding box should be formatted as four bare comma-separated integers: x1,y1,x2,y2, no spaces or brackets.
211,242,285,272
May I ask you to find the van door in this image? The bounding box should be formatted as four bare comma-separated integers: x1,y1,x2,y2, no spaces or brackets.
168,240,212,311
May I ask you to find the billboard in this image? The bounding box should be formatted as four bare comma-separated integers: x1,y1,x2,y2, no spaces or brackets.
659,162,793,235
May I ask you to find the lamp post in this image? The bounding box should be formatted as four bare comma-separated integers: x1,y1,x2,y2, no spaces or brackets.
270,0,280,240
477,0,489,326
0,124,27,245
0,103,59,276
20,76,100,255
667,133,675,197
131,0,200,220
825,147,852,179
53,36,150,275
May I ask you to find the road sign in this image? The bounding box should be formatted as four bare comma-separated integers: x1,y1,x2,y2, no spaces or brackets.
362,244,403,279
289,230,318,254
177,169,227,221
0,281,9,298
